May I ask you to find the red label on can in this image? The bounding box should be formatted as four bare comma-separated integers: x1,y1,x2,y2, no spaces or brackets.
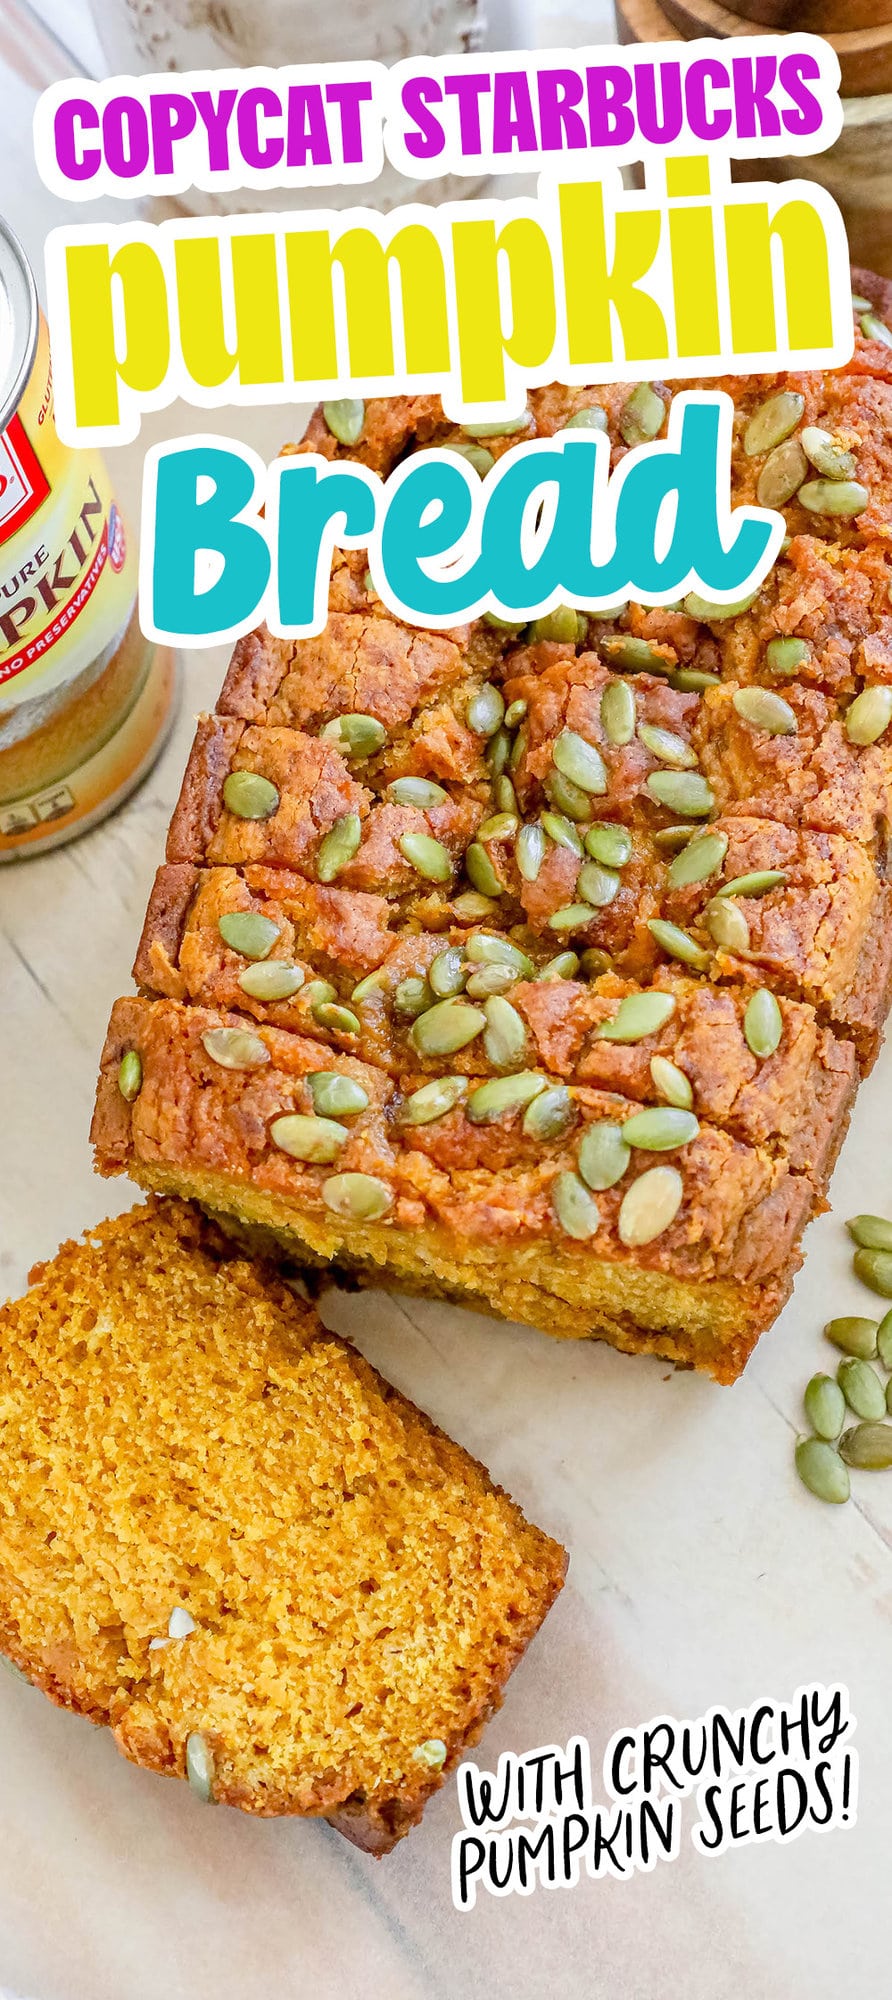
0,414,50,543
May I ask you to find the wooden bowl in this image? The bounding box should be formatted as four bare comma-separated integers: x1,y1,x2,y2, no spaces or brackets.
728,2,891,30
658,0,892,96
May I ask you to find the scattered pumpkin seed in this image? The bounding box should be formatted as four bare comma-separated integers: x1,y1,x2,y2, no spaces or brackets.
584,822,632,867
765,637,809,676
824,1316,879,1360
399,831,453,882
578,859,621,907
271,1113,349,1162
463,411,530,437
600,636,672,674
837,1357,886,1422
414,1737,448,1768
579,947,612,978
578,1121,630,1191
851,294,872,313
186,1732,216,1802
529,605,580,644
468,1071,546,1122
517,821,547,881
804,1373,846,1441
618,1164,683,1246
565,404,608,430
838,1422,892,1469
538,950,580,980
504,698,528,729
466,963,516,997
645,770,715,816
859,313,892,348
800,425,856,481
878,1308,892,1370
351,970,388,1004
799,479,870,517
553,730,608,795
523,1084,574,1140
597,991,676,1041
845,686,892,745
654,823,698,851
218,911,280,959
465,842,503,896
732,687,797,735
509,725,528,771
600,679,636,744
322,1172,392,1220
553,1170,601,1238
495,774,518,815
323,397,365,445
543,775,592,827
467,683,505,736
304,979,337,1010
117,1050,142,1102
541,811,584,855
429,946,467,998
314,1002,361,1035
410,998,485,1056
222,770,279,820
201,1027,269,1070
452,892,499,922
450,442,495,475
393,976,431,1019
743,988,782,1058
466,934,532,975
483,994,527,1068
649,1055,693,1110
718,870,787,899
318,813,362,882
647,918,710,971
387,776,448,808
744,391,805,456
619,383,665,445
548,903,597,932
307,1072,369,1118
638,722,697,769
477,812,518,841
683,590,758,621
669,669,721,692
705,897,750,953
853,1247,892,1298
794,1437,849,1505
486,726,511,776
666,828,728,888
621,1105,699,1151
320,712,387,758
399,1076,468,1125
756,438,807,509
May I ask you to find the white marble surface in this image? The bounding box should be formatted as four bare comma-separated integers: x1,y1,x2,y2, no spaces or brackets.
0,6,890,1999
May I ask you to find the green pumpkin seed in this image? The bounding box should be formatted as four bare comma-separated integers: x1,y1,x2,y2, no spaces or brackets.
578,1121,630,1191
468,1071,546,1122
323,397,365,445
465,842,503,897
649,1056,693,1110
743,390,805,456
838,1422,892,1470
553,729,608,795
463,411,530,437
756,438,807,508
477,813,518,841
732,687,798,735
565,404,608,431
117,1050,142,1102
544,770,595,822
794,1437,849,1505
548,903,597,932
619,383,665,445
240,961,304,1001
600,680,636,744
351,970,388,1004
638,722,697,769
743,988,782,1058
304,979,337,1011
878,1308,892,1370
504,698,528,729
645,771,715,817
509,724,528,771
580,947,612,978
669,669,721,692
803,1373,846,1442
523,1084,574,1140
399,1076,468,1125
718,870,787,899
270,1113,349,1162
317,813,362,882
578,859,621,908
466,934,532,975
584,822,632,867
552,1170,601,1239
222,770,279,820
853,1247,892,1298
621,1106,699,1151
429,946,467,998
307,1072,369,1117
467,683,505,736
617,1165,683,1246
218,911,280,960
186,1732,216,1802
483,994,527,1069
798,479,869,517
851,294,872,312
683,591,758,621
538,951,580,981
387,776,448,808
597,991,676,1042
800,425,856,482
452,892,499,922
845,686,892,745
450,442,495,475
486,727,511,777
322,1172,392,1220
654,823,698,852
824,1316,879,1360
517,821,547,881
599,636,672,674
410,998,485,1056
838,1357,886,1422
705,897,751,953
529,605,580,644
859,313,892,348
314,1002,361,1035
541,812,584,855
320,712,387,758
666,828,728,888
201,1027,269,1070
393,976,431,1019
399,831,453,882
647,918,711,971
465,963,516,997
495,774,518,815
765,637,809,676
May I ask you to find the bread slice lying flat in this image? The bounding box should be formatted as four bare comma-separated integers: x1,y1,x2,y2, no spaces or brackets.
0,1199,565,1851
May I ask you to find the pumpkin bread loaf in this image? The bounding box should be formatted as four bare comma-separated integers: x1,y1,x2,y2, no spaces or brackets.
0,1200,565,1847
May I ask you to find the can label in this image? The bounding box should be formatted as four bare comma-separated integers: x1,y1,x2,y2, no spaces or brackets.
0,315,135,710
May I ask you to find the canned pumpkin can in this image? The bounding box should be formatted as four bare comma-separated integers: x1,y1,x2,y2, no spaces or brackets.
0,218,177,860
